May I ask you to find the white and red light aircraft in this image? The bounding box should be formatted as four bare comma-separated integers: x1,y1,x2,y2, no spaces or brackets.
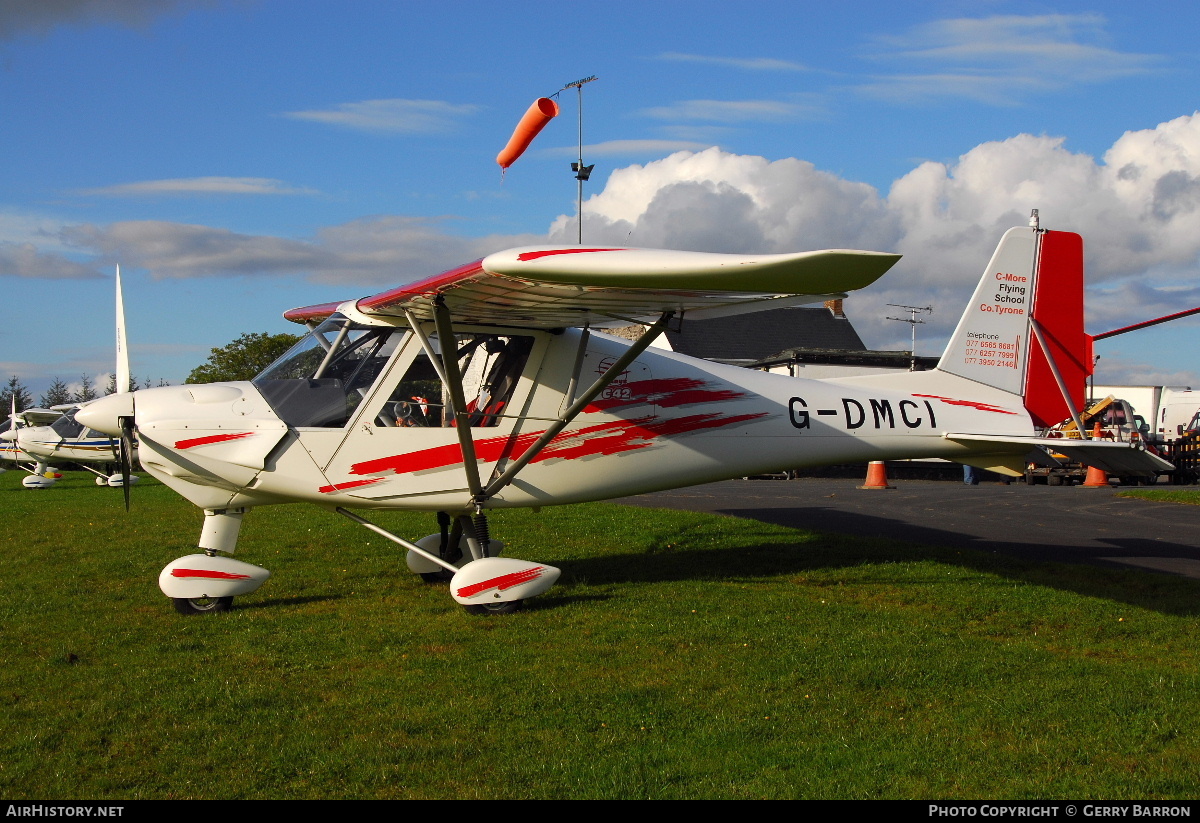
77,216,1170,615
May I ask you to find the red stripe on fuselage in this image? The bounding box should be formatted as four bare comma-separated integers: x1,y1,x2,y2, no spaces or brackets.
174,432,256,449
584,377,745,412
913,394,1020,415
348,412,767,478
318,478,385,494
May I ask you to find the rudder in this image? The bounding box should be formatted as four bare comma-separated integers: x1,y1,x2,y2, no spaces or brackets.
1023,230,1089,428
936,225,1089,427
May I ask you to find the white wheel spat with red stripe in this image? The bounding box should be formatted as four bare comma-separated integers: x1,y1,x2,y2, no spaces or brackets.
158,554,271,600
450,557,560,607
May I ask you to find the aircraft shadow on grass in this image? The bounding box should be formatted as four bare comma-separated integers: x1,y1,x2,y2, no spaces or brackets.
674,504,1200,618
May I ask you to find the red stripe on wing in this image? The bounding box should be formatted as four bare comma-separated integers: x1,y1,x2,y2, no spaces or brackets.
515,248,627,261
356,259,487,312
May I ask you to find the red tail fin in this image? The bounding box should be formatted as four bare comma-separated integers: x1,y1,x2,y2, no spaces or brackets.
1023,231,1090,428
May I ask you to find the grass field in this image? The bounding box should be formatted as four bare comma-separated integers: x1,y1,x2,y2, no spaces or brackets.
3,469,1200,799
1118,487,1200,506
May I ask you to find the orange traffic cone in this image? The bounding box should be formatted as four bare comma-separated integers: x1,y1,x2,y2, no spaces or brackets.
858,460,895,490
1082,422,1110,488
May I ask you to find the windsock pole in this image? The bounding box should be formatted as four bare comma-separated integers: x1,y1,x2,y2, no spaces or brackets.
563,75,597,244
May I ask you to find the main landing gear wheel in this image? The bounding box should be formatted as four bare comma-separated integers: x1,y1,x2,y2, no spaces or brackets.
420,569,455,583
172,596,234,616
463,599,523,616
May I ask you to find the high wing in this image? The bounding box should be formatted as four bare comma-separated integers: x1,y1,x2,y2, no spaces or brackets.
15,407,64,426
284,245,902,328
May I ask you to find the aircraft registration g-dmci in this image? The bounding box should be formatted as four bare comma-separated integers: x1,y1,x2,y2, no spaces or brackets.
77,217,1171,616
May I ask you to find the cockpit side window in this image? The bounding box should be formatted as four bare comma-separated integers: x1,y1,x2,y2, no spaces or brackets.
375,333,534,428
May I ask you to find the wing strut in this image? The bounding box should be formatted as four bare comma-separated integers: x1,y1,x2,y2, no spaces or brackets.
431,297,486,501
564,326,591,408
401,303,672,508
1029,318,1088,438
482,312,674,500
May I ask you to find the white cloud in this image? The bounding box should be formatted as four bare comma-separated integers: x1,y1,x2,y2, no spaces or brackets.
61,221,333,278
79,177,317,197
656,53,808,72
855,73,1053,107
283,99,481,135
59,216,544,286
0,242,99,279
541,139,718,157
0,0,213,40
860,14,1161,104
639,99,818,123
549,148,896,253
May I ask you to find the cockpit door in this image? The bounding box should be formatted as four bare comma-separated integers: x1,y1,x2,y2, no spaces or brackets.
317,329,543,502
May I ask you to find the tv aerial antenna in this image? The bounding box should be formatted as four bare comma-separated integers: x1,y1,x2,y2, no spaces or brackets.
887,303,932,370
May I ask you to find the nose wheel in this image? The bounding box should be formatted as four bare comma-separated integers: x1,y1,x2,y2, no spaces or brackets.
463,600,523,615
172,596,234,615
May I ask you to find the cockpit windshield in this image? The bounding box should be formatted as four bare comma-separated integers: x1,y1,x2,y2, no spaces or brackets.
253,315,403,428
50,409,85,439
252,314,536,430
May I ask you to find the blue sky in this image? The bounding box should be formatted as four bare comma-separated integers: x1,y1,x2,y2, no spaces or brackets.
3,0,1200,399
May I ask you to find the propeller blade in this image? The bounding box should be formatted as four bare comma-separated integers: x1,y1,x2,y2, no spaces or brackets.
119,416,135,511
115,265,130,395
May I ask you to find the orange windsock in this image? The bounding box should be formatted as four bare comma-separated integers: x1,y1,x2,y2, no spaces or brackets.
496,97,559,169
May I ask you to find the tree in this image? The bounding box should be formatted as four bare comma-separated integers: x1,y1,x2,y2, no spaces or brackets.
1,375,33,412
74,374,97,404
39,377,73,408
187,332,301,384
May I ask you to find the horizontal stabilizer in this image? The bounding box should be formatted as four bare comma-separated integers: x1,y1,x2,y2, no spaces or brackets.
945,433,1174,476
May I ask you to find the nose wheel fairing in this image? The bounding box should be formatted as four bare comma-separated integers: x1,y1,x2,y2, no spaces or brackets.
449,557,561,609
158,553,272,601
